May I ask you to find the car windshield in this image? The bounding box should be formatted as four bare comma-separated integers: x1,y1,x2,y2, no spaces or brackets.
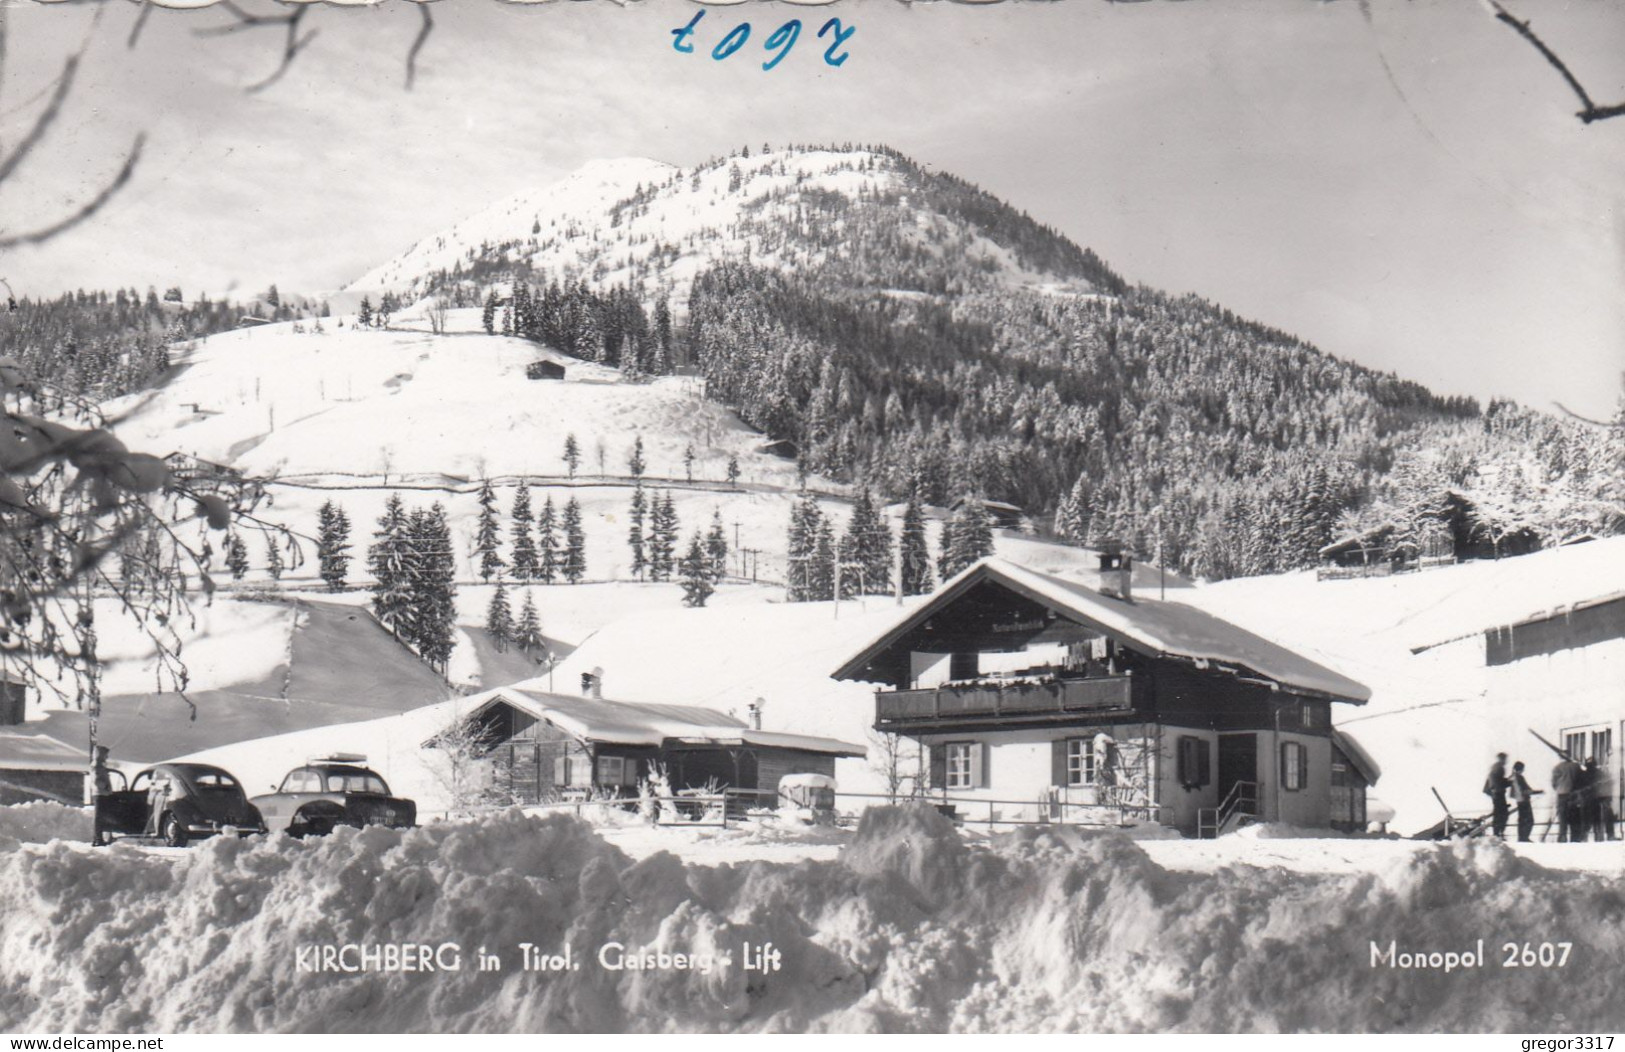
325,772,388,794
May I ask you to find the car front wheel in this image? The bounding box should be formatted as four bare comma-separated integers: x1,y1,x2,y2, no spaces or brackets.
162,812,188,848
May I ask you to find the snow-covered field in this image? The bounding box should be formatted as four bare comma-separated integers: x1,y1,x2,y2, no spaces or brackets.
3,804,1622,1033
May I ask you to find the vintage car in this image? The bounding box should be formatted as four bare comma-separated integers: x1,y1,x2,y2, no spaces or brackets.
251,756,416,837
93,763,267,847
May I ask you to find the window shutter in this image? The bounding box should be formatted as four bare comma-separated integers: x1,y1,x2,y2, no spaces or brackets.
929,744,946,789
970,742,987,789
1052,739,1069,787
1198,739,1211,787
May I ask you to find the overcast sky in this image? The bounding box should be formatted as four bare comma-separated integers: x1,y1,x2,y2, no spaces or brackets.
3,0,1622,416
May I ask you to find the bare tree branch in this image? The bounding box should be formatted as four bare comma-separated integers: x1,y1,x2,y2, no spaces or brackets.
1486,0,1625,124
1554,403,1624,428
0,134,145,250
126,1,154,50
406,2,433,90
0,56,79,188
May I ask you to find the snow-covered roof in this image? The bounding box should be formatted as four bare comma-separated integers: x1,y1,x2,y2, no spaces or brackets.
481,688,865,757
0,731,88,772
1331,729,1382,785
833,558,1371,704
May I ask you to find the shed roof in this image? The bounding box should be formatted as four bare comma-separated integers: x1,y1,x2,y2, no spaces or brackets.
474,688,865,757
832,558,1371,704
0,731,88,772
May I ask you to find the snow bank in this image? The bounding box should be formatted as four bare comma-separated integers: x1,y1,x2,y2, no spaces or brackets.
2,806,1622,1032
0,802,92,845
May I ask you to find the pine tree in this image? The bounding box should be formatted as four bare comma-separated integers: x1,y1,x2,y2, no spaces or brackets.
265,535,285,582
482,291,498,335
942,497,995,578
937,517,957,582
515,589,544,655
836,519,862,600
563,434,581,478
679,533,715,607
654,296,673,369
357,297,373,328
562,496,587,584
899,492,933,595
628,484,648,580
407,503,457,671
786,493,823,601
225,533,249,581
317,500,351,591
683,442,696,482
474,479,504,582
1055,475,1090,543
368,494,411,638
628,435,646,479
812,518,836,600
537,495,559,584
845,489,892,595
705,508,729,583
486,578,513,651
649,491,678,581
510,481,538,581
726,454,740,487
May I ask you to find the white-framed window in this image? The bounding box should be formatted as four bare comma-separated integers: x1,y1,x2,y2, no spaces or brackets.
1561,725,1612,767
1300,702,1318,729
1281,741,1307,791
1065,738,1095,786
946,742,976,790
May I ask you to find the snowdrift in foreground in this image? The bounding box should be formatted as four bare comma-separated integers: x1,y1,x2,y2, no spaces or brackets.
0,802,92,846
2,807,1621,1033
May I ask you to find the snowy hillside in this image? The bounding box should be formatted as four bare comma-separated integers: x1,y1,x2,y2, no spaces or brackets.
108,311,798,485
347,147,1112,306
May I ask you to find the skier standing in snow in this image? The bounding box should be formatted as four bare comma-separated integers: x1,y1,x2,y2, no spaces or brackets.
1593,760,1617,841
1551,753,1583,842
1574,758,1597,842
1484,752,1510,839
1510,762,1541,843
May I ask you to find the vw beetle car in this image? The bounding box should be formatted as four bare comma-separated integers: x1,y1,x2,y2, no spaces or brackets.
93,762,267,846
252,755,416,837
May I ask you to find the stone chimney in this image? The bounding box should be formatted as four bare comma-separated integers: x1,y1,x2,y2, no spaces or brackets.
591,667,604,700
747,697,764,730
1096,543,1133,602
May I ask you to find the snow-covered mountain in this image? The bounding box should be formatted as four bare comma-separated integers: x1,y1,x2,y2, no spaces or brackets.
346,146,1122,305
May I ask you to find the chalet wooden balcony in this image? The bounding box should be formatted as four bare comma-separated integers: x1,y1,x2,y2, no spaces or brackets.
875,675,1134,728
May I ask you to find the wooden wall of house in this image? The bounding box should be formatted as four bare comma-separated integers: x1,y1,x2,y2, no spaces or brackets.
491,717,582,803
1143,662,1333,736
0,767,84,806
1486,596,1625,667
754,750,838,797
663,748,756,791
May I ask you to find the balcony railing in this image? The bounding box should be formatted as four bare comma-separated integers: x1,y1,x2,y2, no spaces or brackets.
875,675,1133,725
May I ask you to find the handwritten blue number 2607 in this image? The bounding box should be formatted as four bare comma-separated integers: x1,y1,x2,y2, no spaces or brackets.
672,11,855,70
